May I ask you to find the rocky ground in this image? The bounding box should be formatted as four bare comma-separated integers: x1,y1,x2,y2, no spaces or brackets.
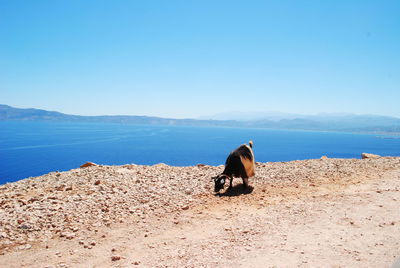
0,156,399,267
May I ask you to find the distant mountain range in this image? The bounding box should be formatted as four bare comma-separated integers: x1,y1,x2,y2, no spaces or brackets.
1,104,400,134
0,104,237,127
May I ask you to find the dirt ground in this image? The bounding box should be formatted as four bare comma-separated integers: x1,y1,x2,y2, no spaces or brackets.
0,158,399,267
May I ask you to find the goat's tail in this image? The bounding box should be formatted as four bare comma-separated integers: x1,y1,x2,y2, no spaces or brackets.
249,140,253,148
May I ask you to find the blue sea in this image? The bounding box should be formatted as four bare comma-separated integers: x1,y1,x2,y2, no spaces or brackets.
1,121,399,184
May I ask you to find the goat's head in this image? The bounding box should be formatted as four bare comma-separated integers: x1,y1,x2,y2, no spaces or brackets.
212,174,229,192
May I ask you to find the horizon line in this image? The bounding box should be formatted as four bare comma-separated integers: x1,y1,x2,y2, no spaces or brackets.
1,103,400,121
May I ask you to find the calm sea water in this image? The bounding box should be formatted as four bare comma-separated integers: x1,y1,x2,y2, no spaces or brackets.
1,121,399,184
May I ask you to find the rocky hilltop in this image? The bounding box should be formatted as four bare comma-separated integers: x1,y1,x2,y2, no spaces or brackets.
0,156,399,267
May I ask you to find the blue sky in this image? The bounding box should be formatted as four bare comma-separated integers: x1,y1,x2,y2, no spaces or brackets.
1,0,399,118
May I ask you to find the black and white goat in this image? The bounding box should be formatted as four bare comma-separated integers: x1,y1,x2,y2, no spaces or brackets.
213,141,255,192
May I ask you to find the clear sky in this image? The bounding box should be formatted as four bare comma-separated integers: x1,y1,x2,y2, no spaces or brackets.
1,0,399,118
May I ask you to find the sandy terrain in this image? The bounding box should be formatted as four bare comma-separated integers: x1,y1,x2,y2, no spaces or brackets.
0,156,399,267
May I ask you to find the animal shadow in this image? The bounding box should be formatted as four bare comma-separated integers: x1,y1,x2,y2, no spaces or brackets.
216,184,254,197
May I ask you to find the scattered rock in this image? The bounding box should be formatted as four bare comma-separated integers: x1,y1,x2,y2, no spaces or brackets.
18,244,32,250
60,232,75,240
185,189,193,195
361,153,381,159
19,224,31,230
28,197,40,203
80,162,97,168
111,256,121,261
55,185,65,191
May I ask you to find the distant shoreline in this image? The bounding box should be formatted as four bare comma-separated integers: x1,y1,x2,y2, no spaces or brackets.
1,104,400,135
1,120,400,137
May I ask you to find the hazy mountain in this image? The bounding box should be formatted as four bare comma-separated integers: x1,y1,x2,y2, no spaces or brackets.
0,104,236,127
198,111,302,121
1,104,400,134
199,110,400,133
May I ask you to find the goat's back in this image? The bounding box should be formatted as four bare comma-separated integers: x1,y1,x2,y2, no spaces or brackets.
223,143,255,178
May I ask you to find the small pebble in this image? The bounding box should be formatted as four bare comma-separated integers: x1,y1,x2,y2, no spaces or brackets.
111,256,121,261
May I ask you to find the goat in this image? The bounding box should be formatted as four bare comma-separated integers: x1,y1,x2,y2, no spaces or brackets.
213,140,255,192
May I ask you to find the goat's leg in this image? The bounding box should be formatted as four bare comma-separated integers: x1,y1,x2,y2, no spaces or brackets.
242,177,249,188
228,177,233,189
